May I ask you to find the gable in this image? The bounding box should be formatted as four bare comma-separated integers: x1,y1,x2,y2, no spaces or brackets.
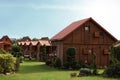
1,36,12,44
51,17,117,43
51,18,90,41
63,20,117,44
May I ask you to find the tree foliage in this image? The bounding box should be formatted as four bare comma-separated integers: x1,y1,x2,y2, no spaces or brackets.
12,45,22,57
0,52,16,74
41,45,46,61
110,46,120,63
103,46,120,78
64,47,76,69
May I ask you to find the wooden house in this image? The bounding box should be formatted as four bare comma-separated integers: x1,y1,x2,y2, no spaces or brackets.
51,17,118,67
17,39,51,61
0,35,12,52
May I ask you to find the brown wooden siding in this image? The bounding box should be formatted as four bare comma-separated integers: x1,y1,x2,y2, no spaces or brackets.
51,18,117,67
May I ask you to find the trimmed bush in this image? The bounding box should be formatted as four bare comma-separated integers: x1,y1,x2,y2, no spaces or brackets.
0,53,16,74
64,47,77,69
54,57,61,68
79,68,91,76
66,47,76,56
103,63,120,78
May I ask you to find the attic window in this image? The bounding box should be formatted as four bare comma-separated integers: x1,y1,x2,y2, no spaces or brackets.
85,26,89,31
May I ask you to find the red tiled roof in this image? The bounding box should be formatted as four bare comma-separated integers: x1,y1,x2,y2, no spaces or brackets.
39,40,51,46
17,40,51,46
30,41,38,46
51,17,117,41
25,41,31,46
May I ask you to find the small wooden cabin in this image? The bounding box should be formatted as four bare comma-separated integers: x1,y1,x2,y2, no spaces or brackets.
51,17,118,67
0,36,12,52
17,39,51,61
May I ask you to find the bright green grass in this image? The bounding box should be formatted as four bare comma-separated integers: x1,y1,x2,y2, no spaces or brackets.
0,60,119,80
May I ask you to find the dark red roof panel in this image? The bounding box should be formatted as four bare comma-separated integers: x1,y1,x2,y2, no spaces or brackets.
51,17,91,41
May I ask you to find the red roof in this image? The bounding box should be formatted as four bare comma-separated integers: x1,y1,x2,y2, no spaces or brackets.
17,40,51,46
51,17,117,41
30,41,38,46
39,40,51,46
25,41,31,46
21,42,25,45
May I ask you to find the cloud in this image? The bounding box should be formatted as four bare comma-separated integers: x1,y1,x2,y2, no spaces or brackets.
0,2,84,11
30,4,84,11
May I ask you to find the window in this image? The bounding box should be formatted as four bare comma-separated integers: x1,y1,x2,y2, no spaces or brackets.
94,31,100,37
104,48,109,54
85,26,89,31
88,49,92,54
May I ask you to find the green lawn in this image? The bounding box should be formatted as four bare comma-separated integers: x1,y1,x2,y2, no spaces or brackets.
0,60,119,80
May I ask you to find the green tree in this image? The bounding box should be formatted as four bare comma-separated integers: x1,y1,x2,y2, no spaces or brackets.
110,46,120,63
12,45,22,57
41,45,46,61
64,47,76,69
54,57,61,68
92,53,98,75
103,46,120,78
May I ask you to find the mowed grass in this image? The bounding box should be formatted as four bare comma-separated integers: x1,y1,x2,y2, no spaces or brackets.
0,60,119,80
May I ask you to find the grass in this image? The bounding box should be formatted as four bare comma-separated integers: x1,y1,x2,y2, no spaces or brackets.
0,60,119,80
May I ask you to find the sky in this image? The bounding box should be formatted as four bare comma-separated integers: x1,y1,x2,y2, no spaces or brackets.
0,0,120,39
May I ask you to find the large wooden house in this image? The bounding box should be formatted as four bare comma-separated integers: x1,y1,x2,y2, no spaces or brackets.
0,36,12,52
51,17,118,67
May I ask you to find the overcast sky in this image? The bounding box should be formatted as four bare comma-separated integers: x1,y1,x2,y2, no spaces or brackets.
0,0,120,39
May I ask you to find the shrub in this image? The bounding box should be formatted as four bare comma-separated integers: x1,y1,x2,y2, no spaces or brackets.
110,46,120,63
71,61,77,69
19,56,24,63
15,58,20,72
79,68,91,76
0,53,16,74
75,63,81,70
103,46,120,78
63,62,70,69
54,57,61,68
41,45,46,61
103,63,120,78
64,47,76,69
66,47,76,56
46,60,52,65
0,49,9,54
92,53,98,75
